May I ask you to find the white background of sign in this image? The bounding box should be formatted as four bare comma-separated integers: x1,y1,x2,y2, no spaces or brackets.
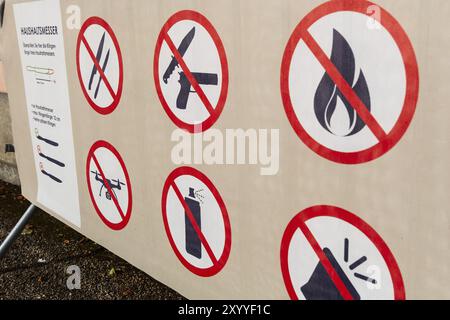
287,216,395,300
166,174,226,269
13,0,80,226
78,23,121,109
158,20,223,125
88,146,129,225
289,12,406,152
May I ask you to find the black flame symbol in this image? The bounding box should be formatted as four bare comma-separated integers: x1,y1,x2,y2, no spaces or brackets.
314,29,371,137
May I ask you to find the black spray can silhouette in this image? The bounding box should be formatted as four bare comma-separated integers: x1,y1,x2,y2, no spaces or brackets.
185,188,202,259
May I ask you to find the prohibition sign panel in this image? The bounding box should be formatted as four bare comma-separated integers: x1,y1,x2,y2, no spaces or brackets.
154,10,229,133
161,166,231,277
280,0,419,164
77,16,123,115
86,140,132,231
280,206,405,300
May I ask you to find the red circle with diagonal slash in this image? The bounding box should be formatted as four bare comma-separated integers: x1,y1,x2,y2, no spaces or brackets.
154,10,229,133
76,16,123,115
280,205,405,300
161,167,231,277
86,140,132,231
280,0,419,164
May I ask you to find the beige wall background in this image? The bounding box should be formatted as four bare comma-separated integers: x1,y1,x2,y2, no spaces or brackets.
0,62,6,92
0,6,20,185
2,0,450,299
0,91,18,186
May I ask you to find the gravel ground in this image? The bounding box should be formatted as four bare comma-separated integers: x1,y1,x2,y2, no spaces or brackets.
0,179,184,300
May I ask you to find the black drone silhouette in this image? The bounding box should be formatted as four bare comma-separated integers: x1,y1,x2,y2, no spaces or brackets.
91,170,125,201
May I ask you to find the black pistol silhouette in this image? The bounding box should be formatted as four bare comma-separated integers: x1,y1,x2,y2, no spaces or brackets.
177,72,218,110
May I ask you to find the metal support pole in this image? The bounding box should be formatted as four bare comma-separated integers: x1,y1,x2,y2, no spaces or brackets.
0,204,37,259
0,0,5,28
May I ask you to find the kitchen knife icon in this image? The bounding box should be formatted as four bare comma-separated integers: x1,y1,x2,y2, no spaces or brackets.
163,27,196,84
88,32,106,91
94,49,110,99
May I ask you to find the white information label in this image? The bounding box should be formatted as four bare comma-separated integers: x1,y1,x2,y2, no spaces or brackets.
13,0,81,227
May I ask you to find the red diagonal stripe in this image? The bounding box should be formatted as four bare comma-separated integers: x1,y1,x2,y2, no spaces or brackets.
163,33,215,115
92,154,126,220
170,182,218,266
298,221,354,300
81,35,117,100
300,30,388,141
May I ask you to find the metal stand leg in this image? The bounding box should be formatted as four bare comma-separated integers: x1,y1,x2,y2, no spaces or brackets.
0,204,37,259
